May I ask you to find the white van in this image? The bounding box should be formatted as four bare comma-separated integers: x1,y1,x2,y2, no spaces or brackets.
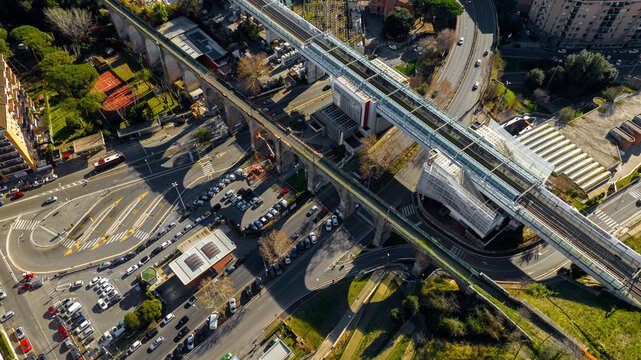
77,320,90,332
128,340,142,354
279,199,288,209
80,327,94,339
66,302,82,316
223,190,234,200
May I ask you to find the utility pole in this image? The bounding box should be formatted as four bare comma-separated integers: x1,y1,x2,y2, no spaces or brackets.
171,182,186,210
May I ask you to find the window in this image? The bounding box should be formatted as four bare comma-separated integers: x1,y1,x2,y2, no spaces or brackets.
200,242,220,259
184,254,203,272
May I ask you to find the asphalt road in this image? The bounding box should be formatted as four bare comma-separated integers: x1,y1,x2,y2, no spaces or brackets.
446,0,496,119
589,180,641,234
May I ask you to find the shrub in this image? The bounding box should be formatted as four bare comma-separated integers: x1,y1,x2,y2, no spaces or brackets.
0,331,15,360
439,317,467,338
402,295,419,318
390,307,403,323
525,283,557,298
124,312,141,331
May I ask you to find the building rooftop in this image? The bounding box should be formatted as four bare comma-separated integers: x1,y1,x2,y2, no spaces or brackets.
169,228,236,285
371,58,409,85
157,16,227,63
259,338,293,360
319,104,359,134
72,132,105,153
336,75,377,103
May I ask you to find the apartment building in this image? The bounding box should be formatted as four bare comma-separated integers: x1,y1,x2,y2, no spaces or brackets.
528,0,641,49
0,54,39,180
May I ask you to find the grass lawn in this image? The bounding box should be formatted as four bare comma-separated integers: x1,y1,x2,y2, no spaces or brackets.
352,277,405,359
511,281,641,360
286,168,307,192
623,234,641,254
394,60,416,76
348,275,371,305
504,57,557,72
615,166,640,190
385,335,410,360
287,281,351,348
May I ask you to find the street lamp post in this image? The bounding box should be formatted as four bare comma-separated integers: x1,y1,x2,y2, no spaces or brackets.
144,158,152,175
171,182,186,210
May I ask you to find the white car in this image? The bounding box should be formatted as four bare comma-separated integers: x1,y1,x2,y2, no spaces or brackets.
332,215,338,226
284,256,291,265
557,48,567,53
15,326,25,340
309,232,317,244
209,312,218,330
325,219,332,231
89,276,101,287
45,196,58,203
0,288,6,300
173,232,183,241
148,336,164,351
45,174,58,183
1,311,14,322
229,298,237,314
616,59,622,66
388,44,397,50
183,224,193,232
98,298,109,311
161,241,171,250
162,313,175,325
128,340,141,354
96,277,109,289
227,173,236,181
125,265,138,276
475,59,481,67
472,82,479,90
194,216,203,224
187,334,194,350
100,285,114,297
457,37,464,45
167,222,176,230
307,205,318,216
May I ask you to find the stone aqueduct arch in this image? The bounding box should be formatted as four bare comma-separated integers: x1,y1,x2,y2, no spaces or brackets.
126,25,145,54
144,38,162,68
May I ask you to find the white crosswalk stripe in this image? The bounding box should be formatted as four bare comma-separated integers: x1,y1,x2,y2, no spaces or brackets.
201,161,215,177
630,188,641,198
12,219,39,230
133,229,148,240
590,210,618,231
61,238,75,248
107,231,127,244
400,205,416,217
450,245,466,260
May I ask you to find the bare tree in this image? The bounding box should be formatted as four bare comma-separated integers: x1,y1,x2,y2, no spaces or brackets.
237,53,269,96
533,88,550,106
44,8,94,57
258,230,289,264
196,275,235,311
430,79,455,108
436,29,457,52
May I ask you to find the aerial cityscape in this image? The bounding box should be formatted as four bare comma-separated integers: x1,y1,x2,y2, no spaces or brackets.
0,0,640,359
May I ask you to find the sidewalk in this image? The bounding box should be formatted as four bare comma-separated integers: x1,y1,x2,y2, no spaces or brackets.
311,270,386,360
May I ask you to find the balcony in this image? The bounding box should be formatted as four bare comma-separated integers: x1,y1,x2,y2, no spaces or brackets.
0,151,20,161
1,163,28,176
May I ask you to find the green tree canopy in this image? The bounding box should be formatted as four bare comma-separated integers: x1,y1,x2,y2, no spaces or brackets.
402,295,420,317
0,28,7,41
152,3,169,24
124,312,141,331
419,0,463,20
78,92,106,115
524,68,545,90
45,63,99,97
383,7,414,40
559,106,575,123
128,102,153,124
559,50,618,92
136,299,163,324
65,117,82,130
38,50,76,73
193,129,214,144
10,25,52,57
0,39,10,59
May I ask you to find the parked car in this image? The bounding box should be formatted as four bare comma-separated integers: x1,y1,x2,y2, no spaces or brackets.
176,315,190,329
325,219,332,231
208,312,218,330
15,326,25,340
128,340,142,354
138,256,150,267
20,339,31,353
186,296,197,308
307,205,318,216
229,298,237,314
12,191,24,199
89,276,101,287
125,265,139,276
148,336,164,351
186,334,194,350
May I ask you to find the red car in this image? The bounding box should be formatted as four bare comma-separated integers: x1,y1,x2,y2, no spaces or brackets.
20,283,32,291
20,339,31,353
48,306,57,317
22,272,34,280
58,326,68,339
280,188,290,196
321,207,329,216
11,191,24,199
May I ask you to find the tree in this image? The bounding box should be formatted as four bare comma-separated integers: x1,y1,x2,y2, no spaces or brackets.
561,50,618,92
237,53,268,96
193,129,214,144
558,106,575,123
0,28,7,41
152,3,169,24
533,88,550,106
128,102,153,124
524,68,545,90
45,63,99,97
137,299,163,323
0,39,10,59
38,50,76,73
134,69,154,90
43,7,94,56
402,295,420,317
258,230,290,264
65,117,82,130
419,0,463,22
124,312,141,331
602,87,619,102
289,110,306,131
196,275,235,311
10,25,52,60
383,7,414,40
435,29,457,52
78,92,106,116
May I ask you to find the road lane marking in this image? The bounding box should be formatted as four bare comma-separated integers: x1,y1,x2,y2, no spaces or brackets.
91,193,148,250
64,197,124,255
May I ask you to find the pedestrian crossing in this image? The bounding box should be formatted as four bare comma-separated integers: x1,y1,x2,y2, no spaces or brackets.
201,161,215,177
592,209,618,230
12,219,39,230
449,245,466,260
629,187,641,199
61,229,148,251
400,205,417,217
39,180,86,196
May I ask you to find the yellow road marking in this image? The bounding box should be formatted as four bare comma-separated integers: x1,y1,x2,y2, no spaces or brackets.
64,197,124,256
285,92,331,112
91,192,148,250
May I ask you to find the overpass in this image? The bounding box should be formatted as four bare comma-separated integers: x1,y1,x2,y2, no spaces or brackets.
100,0,641,307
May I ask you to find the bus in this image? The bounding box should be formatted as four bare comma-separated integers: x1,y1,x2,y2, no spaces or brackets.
93,153,125,172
